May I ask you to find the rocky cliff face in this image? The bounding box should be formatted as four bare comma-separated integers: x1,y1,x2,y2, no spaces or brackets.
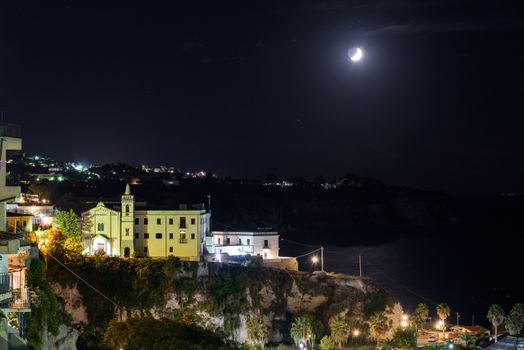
50,259,402,347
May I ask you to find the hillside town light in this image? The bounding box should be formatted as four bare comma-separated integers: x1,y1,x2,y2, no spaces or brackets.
353,329,360,336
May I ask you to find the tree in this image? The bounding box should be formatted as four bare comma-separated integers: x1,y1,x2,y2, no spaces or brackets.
414,303,429,332
53,209,81,242
504,314,523,336
510,303,524,323
435,303,450,340
391,328,417,350
487,304,505,342
290,316,312,348
246,315,268,349
367,311,389,346
320,335,337,350
329,314,350,348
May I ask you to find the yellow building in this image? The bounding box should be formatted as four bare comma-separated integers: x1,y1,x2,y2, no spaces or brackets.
81,184,210,260
6,212,34,233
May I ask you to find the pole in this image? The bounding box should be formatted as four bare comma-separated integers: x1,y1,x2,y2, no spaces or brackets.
359,255,362,277
456,312,460,326
321,246,324,272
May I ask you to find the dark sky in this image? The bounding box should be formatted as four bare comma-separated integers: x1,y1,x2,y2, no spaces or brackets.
1,0,523,194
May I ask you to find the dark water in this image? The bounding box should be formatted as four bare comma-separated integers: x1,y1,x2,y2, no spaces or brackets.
281,232,523,328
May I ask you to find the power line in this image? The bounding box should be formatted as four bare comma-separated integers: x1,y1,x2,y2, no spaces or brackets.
47,253,123,312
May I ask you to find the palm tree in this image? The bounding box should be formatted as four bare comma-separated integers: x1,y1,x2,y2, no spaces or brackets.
487,304,505,342
510,303,524,323
246,315,268,348
367,311,389,347
290,316,312,348
436,303,451,340
414,303,429,332
329,314,350,348
504,314,523,336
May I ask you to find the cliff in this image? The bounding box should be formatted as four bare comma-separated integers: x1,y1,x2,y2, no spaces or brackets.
48,256,402,348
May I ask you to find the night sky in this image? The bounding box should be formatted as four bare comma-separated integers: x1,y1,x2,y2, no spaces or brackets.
1,1,523,194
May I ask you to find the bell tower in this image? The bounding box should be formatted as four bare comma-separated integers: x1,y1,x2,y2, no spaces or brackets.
121,183,135,257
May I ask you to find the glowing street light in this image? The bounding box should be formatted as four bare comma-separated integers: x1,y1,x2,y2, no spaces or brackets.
401,314,409,329
353,329,360,336
311,255,319,264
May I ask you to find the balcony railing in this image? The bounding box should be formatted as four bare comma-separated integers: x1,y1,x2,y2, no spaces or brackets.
179,238,188,244
9,288,30,309
6,174,20,186
0,123,22,138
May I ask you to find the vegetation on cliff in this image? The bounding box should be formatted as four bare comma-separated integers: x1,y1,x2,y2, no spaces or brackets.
26,257,60,349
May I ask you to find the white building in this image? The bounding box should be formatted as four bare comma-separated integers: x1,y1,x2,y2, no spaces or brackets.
206,231,279,259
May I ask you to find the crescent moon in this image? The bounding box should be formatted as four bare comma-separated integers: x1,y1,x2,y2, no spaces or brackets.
350,48,363,62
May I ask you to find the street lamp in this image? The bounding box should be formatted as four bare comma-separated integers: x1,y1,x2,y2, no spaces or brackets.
401,314,409,330
353,329,360,336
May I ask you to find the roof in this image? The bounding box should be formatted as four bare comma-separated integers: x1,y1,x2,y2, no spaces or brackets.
486,336,524,350
6,212,34,217
451,325,489,333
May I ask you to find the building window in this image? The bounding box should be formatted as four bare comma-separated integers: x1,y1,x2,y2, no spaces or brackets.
23,220,26,226
125,204,129,215
226,238,230,245
156,233,162,239
157,218,161,225
217,238,221,245
264,252,267,259
239,238,242,245
180,217,186,228
169,247,173,253
144,233,149,239
169,218,173,225
135,233,139,239
180,233,187,243
191,233,195,240
134,218,139,225
125,228,129,236
191,218,195,225
247,239,250,246
97,223,104,231
144,247,148,253
169,233,173,239
144,218,148,225
264,240,269,249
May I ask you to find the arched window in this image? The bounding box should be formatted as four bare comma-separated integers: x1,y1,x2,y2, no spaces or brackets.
125,204,129,215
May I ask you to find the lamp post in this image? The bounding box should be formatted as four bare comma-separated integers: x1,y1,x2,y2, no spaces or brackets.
310,246,324,272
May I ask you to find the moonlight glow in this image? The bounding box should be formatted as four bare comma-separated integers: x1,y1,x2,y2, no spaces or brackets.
349,47,363,62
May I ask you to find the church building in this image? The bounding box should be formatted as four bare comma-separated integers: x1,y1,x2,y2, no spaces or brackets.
81,184,210,260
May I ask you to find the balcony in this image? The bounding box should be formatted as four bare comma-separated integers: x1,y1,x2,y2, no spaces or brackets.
179,238,188,244
9,288,30,309
0,123,22,138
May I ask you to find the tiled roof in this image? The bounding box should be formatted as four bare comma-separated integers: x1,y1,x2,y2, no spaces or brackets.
486,336,524,350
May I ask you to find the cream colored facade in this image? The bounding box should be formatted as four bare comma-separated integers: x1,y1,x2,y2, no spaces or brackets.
81,185,210,260
0,124,22,232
